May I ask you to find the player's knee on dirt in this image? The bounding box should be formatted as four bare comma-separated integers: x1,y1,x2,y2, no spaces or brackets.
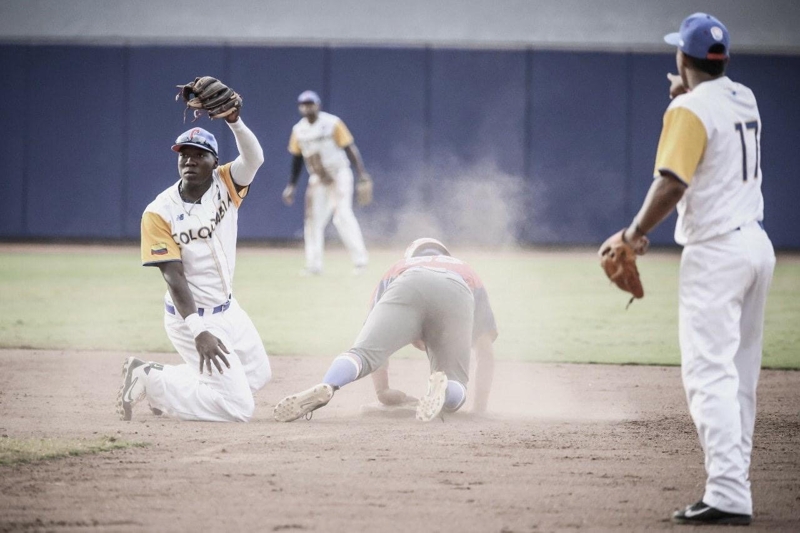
227,390,256,422
443,380,467,412
323,353,363,388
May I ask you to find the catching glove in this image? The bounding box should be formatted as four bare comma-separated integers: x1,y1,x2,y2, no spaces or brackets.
356,173,373,206
598,229,648,306
176,76,242,121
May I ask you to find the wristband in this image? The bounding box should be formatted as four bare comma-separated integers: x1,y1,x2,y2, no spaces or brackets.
184,313,206,338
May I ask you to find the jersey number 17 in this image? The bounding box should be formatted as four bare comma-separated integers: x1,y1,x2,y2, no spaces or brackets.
735,121,760,181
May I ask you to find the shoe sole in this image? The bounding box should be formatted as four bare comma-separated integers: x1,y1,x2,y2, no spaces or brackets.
116,357,145,421
416,372,448,422
274,384,334,422
672,516,752,526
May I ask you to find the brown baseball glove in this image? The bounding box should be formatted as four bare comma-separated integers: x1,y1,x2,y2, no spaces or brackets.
176,76,242,121
598,229,648,305
356,173,373,206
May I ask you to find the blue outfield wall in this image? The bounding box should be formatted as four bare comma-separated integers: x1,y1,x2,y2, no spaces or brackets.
0,44,797,248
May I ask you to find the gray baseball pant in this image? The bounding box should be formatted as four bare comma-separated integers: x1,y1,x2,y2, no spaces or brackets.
350,267,475,385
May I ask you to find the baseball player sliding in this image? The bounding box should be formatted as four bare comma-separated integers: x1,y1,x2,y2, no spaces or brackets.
117,77,272,422
274,238,498,423
282,90,372,276
601,14,775,526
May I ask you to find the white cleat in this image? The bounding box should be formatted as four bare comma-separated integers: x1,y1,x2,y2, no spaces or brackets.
274,383,334,422
416,371,448,422
117,357,148,421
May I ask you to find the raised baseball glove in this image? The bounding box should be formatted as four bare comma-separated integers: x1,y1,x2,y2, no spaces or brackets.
356,173,373,206
176,76,242,121
598,229,648,306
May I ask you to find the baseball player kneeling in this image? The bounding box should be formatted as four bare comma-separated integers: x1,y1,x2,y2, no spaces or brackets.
117,77,272,422
274,238,497,423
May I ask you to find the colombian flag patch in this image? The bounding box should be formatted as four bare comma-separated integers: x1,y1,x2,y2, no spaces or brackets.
150,243,169,256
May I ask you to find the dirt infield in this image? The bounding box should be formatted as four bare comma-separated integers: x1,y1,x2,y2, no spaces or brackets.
0,350,798,532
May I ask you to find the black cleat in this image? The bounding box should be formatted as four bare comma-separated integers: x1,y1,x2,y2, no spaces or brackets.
672,501,752,526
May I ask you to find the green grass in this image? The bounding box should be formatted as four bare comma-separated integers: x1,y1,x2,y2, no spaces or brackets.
0,435,146,465
0,245,798,368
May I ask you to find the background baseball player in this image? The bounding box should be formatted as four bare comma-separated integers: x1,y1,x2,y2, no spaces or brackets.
273,237,497,423
282,90,372,276
603,14,775,525
117,77,272,422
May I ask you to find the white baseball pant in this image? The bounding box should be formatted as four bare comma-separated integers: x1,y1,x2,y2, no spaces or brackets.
304,166,368,272
145,298,272,422
679,220,775,515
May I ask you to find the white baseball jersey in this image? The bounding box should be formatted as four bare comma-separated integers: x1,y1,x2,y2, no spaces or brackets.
653,76,764,245
288,111,354,174
140,163,248,309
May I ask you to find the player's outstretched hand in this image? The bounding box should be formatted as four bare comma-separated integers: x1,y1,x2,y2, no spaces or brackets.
195,331,231,375
377,388,417,406
282,184,296,206
667,73,688,99
176,76,242,122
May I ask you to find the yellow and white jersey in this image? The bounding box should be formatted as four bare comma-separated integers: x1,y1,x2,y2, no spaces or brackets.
653,76,764,245
288,111,354,174
140,163,248,308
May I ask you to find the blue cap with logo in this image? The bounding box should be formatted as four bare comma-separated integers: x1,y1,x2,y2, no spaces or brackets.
172,127,219,157
297,90,321,105
664,12,730,60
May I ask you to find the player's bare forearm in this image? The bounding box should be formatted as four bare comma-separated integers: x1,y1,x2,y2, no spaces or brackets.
371,362,390,392
624,175,686,242
157,261,198,319
371,362,415,406
344,144,367,177
472,334,495,413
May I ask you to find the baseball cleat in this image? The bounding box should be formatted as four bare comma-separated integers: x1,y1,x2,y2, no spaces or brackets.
117,357,149,421
274,383,334,422
672,501,752,526
416,371,448,422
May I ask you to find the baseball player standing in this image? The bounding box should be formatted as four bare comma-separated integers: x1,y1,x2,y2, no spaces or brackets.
118,80,272,422
273,238,497,423
281,90,372,276
604,13,775,525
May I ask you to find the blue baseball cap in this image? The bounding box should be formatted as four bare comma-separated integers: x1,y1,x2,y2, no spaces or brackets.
297,90,321,105
664,13,730,60
172,127,218,157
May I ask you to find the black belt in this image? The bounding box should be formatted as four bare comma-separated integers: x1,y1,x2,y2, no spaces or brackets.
165,300,231,317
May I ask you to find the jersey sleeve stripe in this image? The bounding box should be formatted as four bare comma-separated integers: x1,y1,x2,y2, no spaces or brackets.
652,106,707,185
332,119,355,148
288,130,301,155
141,211,180,265
218,162,247,207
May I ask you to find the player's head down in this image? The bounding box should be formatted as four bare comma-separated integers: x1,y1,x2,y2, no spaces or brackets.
404,238,450,260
